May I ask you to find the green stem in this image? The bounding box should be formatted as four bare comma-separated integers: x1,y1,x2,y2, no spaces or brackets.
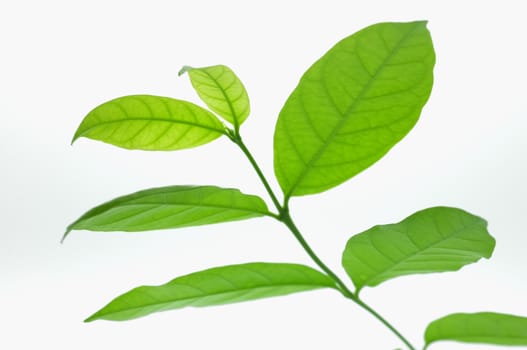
282,210,416,350
354,297,416,350
281,211,354,297
232,134,282,213
231,132,416,350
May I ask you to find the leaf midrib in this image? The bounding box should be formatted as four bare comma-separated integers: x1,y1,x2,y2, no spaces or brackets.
74,117,227,142
285,23,423,198
81,201,272,219
88,282,332,321
200,67,241,129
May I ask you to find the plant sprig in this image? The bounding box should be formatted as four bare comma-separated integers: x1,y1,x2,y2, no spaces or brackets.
65,21,527,349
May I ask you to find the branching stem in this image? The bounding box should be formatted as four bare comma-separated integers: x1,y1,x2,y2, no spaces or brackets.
231,130,416,350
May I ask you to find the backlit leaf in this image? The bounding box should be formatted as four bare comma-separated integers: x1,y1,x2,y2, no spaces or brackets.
179,65,250,128
73,95,226,150
64,186,270,241
342,207,495,292
85,262,337,321
274,21,435,197
424,312,527,348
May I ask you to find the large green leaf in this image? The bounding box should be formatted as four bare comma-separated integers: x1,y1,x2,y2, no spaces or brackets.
342,207,495,292
274,21,435,198
85,262,336,321
179,65,250,128
63,186,270,241
73,95,226,150
424,312,527,348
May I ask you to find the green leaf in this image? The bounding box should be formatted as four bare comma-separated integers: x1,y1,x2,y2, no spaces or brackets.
179,65,250,128
274,21,435,197
424,312,527,347
63,186,270,241
72,95,226,150
342,207,495,292
85,262,337,321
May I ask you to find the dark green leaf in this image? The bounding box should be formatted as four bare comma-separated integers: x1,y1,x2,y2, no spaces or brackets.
73,95,226,150
64,186,270,241
179,65,250,128
85,262,336,321
274,21,435,197
342,207,495,292
425,312,527,347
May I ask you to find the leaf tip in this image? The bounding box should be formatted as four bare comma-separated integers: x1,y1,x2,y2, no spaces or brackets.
71,130,82,146
60,229,72,244
178,65,194,77
84,314,97,323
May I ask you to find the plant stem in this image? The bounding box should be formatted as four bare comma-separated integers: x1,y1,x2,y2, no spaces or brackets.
354,297,416,350
232,135,282,213
231,133,416,350
282,210,416,350
281,211,354,297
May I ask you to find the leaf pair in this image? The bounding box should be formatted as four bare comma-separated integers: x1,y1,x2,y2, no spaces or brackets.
74,21,435,202
73,65,249,151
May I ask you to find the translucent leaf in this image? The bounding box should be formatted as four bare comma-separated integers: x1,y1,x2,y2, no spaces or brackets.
73,95,226,150
274,21,435,197
342,207,495,292
425,312,527,348
85,262,336,321
64,186,270,241
180,65,250,127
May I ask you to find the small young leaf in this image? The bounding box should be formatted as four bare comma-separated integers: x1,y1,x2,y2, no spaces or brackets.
85,262,337,321
73,95,226,150
274,21,435,198
180,65,250,128
424,312,527,347
64,186,270,241
342,207,495,292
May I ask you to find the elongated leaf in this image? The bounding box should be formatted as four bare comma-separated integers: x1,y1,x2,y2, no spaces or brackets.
85,262,336,321
425,312,527,347
342,207,495,292
63,186,270,241
179,65,250,127
73,95,226,150
274,21,435,197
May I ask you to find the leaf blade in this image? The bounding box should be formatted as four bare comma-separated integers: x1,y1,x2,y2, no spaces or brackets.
180,65,250,127
73,95,226,151
274,21,435,197
85,262,337,321
64,186,270,241
425,312,527,347
342,207,495,292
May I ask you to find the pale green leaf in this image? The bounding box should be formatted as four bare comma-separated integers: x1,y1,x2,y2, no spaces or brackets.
179,65,250,127
85,262,336,321
73,95,226,150
425,312,527,347
274,21,435,197
342,207,495,292
63,186,270,241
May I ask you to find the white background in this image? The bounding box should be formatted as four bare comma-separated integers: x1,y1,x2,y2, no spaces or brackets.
1,1,526,349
